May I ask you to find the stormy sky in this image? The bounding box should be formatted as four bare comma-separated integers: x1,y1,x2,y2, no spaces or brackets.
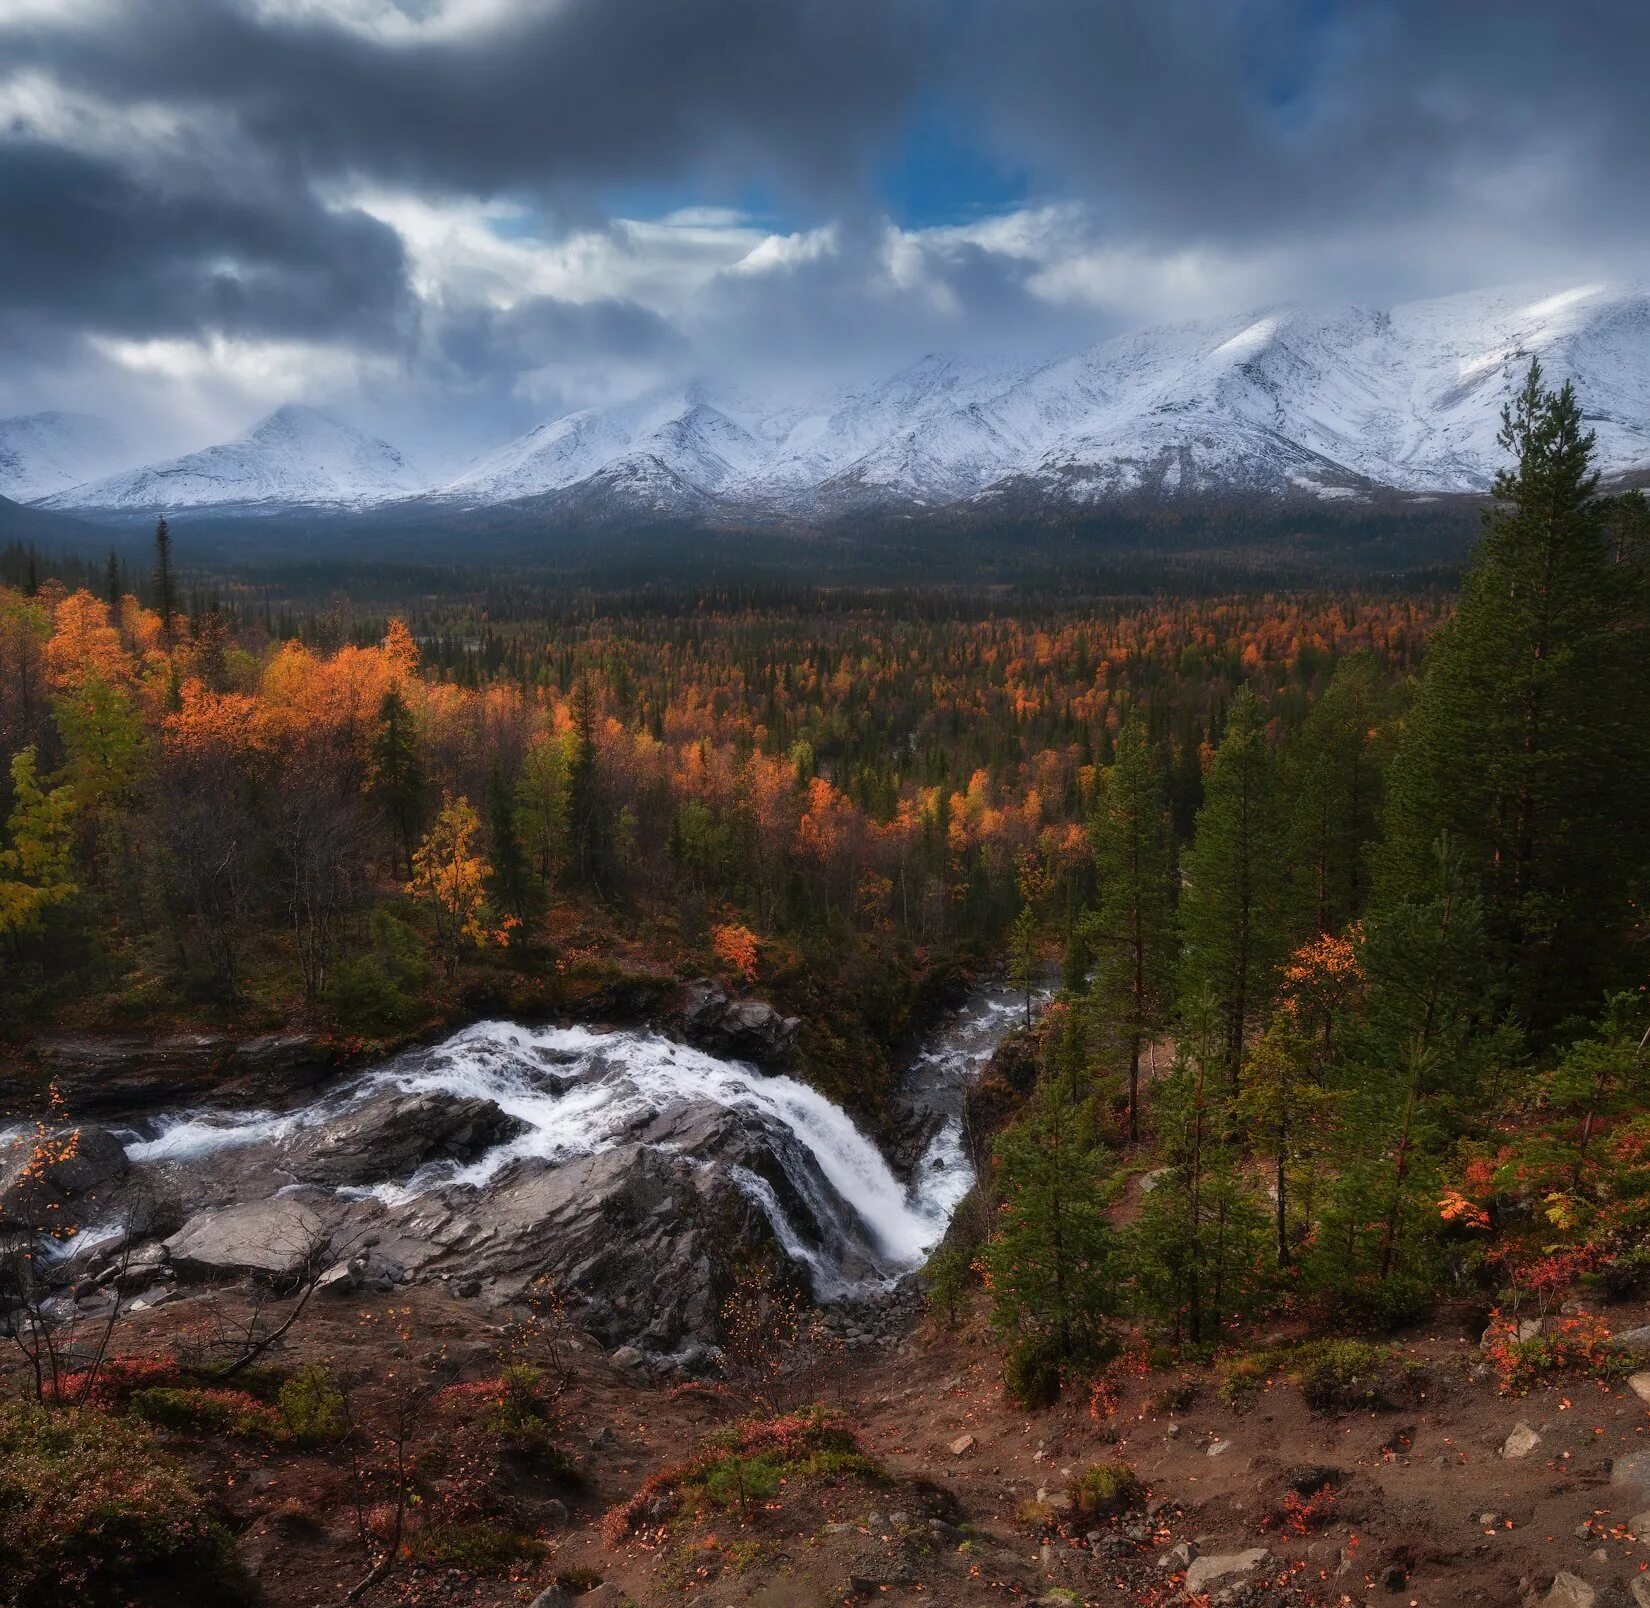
2,0,1646,467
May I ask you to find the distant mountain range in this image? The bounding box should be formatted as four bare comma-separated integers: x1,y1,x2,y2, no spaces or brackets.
13,281,1650,529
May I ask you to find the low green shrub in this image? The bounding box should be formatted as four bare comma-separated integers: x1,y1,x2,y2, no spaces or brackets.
1068,1462,1145,1518
411,1521,547,1572
276,1363,348,1446
1286,1339,1426,1412
128,1385,285,1441
0,1399,233,1606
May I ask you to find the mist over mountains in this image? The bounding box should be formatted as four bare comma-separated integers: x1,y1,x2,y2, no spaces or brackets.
9,281,1649,537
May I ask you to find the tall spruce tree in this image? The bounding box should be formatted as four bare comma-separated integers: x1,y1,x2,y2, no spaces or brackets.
151,516,175,642
1378,362,1650,1033
1086,713,1177,1141
982,1077,1116,1403
1179,688,1289,1089
1285,656,1388,937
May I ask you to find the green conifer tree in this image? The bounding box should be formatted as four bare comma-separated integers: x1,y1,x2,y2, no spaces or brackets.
1086,713,1177,1141
1179,688,1289,1089
1378,362,1650,1033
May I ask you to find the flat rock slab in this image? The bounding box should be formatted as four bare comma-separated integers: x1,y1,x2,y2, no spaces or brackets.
164,1193,335,1284
1183,1548,1270,1597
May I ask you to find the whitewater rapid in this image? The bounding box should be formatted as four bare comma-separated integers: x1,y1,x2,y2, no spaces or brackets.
111,986,1034,1297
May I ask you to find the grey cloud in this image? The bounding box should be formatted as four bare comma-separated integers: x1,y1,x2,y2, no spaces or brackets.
0,136,411,345
962,0,1650,251
4,0,936,207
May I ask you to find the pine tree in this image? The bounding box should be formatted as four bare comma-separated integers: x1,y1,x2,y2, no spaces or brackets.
1127,995,1270,1345
151,517,175,642
485,766,534,923
1007,904,1040,1029
369,684,424,879
982,1078,1116,1402
1285,656,1387,936
104,549,122,613
1378,362,1650,1033
1179,688,1289,1089
1086,713,1177,1141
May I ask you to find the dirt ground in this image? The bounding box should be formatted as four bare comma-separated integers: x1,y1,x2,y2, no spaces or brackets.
20,1281,1650,1608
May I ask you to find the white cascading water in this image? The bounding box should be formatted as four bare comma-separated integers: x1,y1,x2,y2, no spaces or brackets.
108,985,1035,1296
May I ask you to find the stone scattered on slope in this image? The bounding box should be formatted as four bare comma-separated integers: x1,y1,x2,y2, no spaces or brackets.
1542,1571,1596,1608
1501,1421,1542,1458
1182,1548,1270,1597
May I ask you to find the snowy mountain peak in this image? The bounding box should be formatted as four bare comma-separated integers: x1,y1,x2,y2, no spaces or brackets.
45,405,422,513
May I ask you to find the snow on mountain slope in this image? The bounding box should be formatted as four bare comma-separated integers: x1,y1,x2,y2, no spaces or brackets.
0,412,135,502
33,281,1650,520
45,405,422,513
445,280,1650,517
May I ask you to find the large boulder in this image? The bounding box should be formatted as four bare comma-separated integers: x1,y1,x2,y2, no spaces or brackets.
678,981,799,1066
393,1141,786,1353
164,1192,337,1286
278,1090,528,1185
0,1123,128,1230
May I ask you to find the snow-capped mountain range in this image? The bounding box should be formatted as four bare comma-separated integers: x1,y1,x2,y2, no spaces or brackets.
21,281,1650,523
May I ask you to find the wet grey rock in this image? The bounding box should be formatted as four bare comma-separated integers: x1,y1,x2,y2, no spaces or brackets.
678,980,799,1065
278,1090,529,1185
0,1123,128,1228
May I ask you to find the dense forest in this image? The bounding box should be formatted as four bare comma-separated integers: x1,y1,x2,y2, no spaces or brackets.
0,523,1437,1106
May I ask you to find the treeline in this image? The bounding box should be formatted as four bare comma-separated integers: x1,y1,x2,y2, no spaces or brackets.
958,366,1650,1394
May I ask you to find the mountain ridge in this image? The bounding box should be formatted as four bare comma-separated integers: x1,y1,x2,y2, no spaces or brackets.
34,280,1650,523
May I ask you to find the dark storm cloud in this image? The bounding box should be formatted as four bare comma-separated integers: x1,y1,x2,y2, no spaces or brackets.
4,0,936,206
0,136,410,344
2,0,1646,444
961,0,1650,248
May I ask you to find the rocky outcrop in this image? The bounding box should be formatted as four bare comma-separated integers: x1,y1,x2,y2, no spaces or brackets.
28,1032,334,1115
0,1123,128,1230
276,1089,529,1185
677,981,799,1066
401,1142,788,1356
